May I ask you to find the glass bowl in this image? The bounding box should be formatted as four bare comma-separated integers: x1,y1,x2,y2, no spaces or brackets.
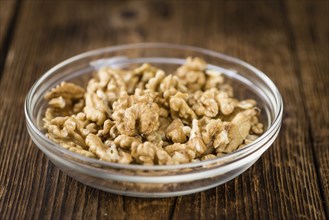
24,43,283,197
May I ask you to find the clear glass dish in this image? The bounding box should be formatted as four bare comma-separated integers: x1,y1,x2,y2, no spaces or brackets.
24,43,283,197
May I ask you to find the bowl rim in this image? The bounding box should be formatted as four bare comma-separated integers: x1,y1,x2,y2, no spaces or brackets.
24,42,283,171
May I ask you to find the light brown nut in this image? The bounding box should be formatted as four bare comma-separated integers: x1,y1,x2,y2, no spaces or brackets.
222,108,259,153
216,152,227,157
160,75,188,94
114,134,142,149
216,96,256,117
237,99,257,109
104,69,126,104
159,106,170,117
190,89,256,118
117,150,134,164
187,119,207,156
109,125,120,139
43,108,56,128
112,90,161,136
169,92,197,124
131,142,173,165
166,119,188,143
145,70,166,92
145,132,163,145
86,134,133,164
97,119,115,139
119,102,160,136
72,99,85,113
145,74,188,107
44,82,86,117
48,96,66,108
201,154,217,161
165,143,195,164
135,63,159,82
112,91,132,114
201,118,231,150
84,92,110,125
216,97,236,115
190,89,219,117
122,63,159,94
133,63,160,90
133,89,159,104
44,113,90,149
163,87,179,104
60,142,97,158
198,98,218,118
86,134,119,162
218,84,234,97
241,107,260,117
175,57,207,92
103,139,134,164
156,149,176,165
44,82,85,100
182,126,192,137
87,67,126,105
213,127,230,150
122,71,140,94
252,123,264,134
87,68,112,92
154,117,170,139
85,123,98,134
204,70,224,90
244,134,259,145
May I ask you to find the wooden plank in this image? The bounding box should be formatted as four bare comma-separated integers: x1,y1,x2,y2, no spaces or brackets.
0,0,326,219
0,0,18,78
286,1,329,216
0,0,16,49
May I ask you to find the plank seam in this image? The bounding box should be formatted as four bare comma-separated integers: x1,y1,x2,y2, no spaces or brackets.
122,194,127,220
169,197,178,220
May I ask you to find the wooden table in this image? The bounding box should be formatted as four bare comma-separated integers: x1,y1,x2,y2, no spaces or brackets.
0,0,328,219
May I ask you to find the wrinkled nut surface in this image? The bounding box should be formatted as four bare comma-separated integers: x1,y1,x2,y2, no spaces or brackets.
43,57,264,165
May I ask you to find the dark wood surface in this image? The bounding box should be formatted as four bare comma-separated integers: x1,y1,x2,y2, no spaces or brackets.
0,0,328,219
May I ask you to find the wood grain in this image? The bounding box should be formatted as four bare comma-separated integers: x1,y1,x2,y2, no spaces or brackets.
0,0,16,48
0,0,18,79
0,0,327,219
286,1,329,216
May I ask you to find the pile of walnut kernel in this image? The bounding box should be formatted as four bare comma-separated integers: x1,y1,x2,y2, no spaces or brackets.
43,57,264,165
